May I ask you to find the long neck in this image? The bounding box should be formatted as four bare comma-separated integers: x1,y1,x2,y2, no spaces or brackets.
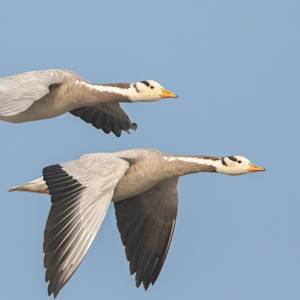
77,80,136,103
163,154,223,177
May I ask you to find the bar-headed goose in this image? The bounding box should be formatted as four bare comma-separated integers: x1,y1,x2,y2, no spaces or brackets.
0,69,177,136
9,148,265,297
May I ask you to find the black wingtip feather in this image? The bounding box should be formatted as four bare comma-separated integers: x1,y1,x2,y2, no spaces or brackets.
43,164,86,297
131,123,138,130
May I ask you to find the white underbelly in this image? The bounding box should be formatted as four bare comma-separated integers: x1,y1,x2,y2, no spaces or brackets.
0,95,71,123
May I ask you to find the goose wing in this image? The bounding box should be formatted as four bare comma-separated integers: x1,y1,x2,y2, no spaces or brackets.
114,178,178,289
0,69,74,117
42,153,129,297
70,103,137,137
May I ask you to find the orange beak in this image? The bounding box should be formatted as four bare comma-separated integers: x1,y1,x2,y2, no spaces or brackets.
160,88,178,99
248,163,266,173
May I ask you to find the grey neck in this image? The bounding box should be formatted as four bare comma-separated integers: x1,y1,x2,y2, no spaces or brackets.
100,82,131,89
163,155,221,177
78,81,133,103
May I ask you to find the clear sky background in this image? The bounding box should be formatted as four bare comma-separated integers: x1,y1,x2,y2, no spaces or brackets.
0,0,299,299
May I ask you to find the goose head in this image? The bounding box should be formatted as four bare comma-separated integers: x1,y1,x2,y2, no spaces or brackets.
129,80,178,102
217,155,266,175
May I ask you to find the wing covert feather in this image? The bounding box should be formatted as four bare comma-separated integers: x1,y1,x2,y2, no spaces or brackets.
43,154,129,297
0,69,75,116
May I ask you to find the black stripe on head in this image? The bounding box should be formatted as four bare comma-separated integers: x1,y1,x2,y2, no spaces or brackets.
221,157,228,166
141,80,150,87
228,156,238,162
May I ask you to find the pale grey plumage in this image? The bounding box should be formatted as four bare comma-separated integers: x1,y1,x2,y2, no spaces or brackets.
9,148,264,297
0,69,71,117
0,69,137,136
43,153,129,297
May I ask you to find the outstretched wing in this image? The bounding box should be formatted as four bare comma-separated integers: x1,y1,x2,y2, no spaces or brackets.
0,69,72,117
114,178,178,289
42,153,129,297
70,103,137,137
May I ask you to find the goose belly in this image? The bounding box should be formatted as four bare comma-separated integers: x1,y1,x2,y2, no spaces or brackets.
0,98,65,123
112,162,169,202
0,85,77,123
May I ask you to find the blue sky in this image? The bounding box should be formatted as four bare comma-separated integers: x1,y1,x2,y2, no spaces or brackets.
0,0,299,299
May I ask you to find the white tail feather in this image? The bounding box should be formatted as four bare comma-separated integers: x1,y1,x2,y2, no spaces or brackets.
9,177,49,194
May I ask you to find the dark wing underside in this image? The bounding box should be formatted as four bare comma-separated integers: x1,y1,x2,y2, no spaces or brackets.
70,103,137,137
114,178,178,289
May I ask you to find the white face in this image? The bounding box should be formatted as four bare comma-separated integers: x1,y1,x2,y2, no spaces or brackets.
216,155,265,175
129,80,178,102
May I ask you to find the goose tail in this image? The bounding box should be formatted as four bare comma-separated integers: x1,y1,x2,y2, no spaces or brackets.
9,177,49,194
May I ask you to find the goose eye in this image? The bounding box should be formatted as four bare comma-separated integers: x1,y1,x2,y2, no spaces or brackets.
150,86,154,89
238,160,242,164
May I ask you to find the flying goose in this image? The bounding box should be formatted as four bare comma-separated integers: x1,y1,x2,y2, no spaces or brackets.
9,148,265,297
0,69,177,136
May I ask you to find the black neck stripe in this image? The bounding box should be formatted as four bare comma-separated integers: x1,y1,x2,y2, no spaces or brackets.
133,83,140,93
221,157,228,166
